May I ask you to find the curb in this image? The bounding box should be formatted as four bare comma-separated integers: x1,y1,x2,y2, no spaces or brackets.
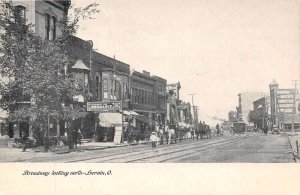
287,135,300,163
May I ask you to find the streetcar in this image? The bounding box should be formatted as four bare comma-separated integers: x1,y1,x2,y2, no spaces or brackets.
233,121,246,133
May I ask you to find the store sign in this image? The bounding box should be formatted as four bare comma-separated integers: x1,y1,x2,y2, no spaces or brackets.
276,89,295,114
87,101,122,112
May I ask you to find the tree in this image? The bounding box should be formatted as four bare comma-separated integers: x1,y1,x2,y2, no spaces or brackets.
0,2,99,151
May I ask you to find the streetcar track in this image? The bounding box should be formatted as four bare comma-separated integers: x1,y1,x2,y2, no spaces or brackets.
126,135,256,163
66,136,227,163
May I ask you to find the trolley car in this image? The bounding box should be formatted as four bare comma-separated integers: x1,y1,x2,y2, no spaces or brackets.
233,121,246,133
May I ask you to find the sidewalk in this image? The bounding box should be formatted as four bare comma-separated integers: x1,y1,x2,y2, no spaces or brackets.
0,141,129,162
287,133,300,162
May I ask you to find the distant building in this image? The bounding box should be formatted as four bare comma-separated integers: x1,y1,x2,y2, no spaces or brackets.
252,96,270,129
178,102,193,124
130,70,167,137
228,111,237,123
237,92,267,123
270,79,300,131
167,82,181,100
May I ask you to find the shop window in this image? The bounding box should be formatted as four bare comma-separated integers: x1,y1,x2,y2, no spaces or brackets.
73,73,84,87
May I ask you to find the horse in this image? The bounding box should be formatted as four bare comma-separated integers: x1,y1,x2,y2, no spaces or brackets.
200,125,211,139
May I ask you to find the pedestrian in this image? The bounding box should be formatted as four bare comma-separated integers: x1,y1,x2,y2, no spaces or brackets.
263,125,268,135
73,129,78,149
78,129,82,145
191,127,195,140
150,131,159,152
216,123,220,135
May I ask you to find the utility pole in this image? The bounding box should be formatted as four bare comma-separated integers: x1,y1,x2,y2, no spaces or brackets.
188,93,197,124
291,80,300,135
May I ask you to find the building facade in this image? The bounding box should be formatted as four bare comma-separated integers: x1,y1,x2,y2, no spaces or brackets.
130,70,167,138
237,92,267,123
2,0,71,140
7,0,70,40
67,36,130,143
252,96,270,129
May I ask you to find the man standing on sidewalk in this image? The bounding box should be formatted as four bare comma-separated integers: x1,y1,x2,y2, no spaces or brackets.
150,132,159,152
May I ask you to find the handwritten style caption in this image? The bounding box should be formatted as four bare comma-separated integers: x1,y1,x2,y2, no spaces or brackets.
22,170,112,177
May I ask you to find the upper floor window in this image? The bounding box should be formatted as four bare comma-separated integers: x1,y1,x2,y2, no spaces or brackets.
15,5,26,24
51,16,56,40
45,14,57,40
103,79,108,99
45,14,50,40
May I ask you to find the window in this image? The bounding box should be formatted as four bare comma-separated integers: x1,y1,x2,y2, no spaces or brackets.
134,88,138,103
131,88,134,102
96,76,99,99
110,79,113,99
45,14,50,40
103,79,108,99
51,16,56,40
15,5,26,23
141,90,144,104
123,83,128,99
45,14,56,40
84,74,88,87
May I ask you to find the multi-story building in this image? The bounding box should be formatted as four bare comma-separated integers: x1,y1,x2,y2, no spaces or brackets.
6,0,71,40
1,0,71,140
178,102,193,125
130,70,167,138
167,82,181,100
66,36,130,143
237,92,267,123
153,75,167,126
252,96,270,129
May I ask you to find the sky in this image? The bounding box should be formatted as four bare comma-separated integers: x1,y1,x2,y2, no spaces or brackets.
72,0,300,124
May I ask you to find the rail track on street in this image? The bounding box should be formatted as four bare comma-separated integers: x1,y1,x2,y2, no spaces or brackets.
67,134,257,163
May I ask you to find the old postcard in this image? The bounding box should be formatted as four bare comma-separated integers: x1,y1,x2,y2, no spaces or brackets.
0,0,299,194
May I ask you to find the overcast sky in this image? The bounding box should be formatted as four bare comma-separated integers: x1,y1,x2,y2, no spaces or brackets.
73,0,300,124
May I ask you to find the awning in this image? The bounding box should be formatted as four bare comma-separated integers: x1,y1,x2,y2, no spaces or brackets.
71,60,90,70
99,112,122,127
120,110,139,116
130,111,139,116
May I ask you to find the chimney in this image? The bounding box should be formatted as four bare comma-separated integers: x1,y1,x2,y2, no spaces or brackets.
143,70,150,76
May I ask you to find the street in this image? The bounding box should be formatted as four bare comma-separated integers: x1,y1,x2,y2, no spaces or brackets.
7,132,294,163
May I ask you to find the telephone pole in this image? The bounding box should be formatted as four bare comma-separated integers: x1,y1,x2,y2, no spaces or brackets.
291,80,300,135
188,93,197,124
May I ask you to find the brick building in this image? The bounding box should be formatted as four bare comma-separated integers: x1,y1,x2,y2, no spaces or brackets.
1,0,71,140
130,70,167,138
